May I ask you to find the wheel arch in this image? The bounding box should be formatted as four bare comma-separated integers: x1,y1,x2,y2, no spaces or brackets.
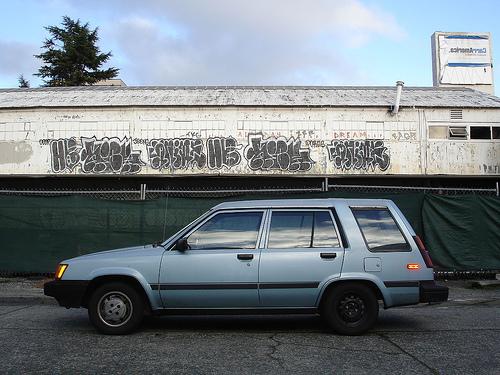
318,278,387,310
82,275,152,315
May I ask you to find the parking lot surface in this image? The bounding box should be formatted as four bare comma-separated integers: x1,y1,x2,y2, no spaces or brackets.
0,280,499,374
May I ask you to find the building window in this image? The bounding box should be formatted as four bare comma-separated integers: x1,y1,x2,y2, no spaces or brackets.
448,126,467,140
429,126,448,139
470,126,492,140
493,127,500,139
428,124,500,140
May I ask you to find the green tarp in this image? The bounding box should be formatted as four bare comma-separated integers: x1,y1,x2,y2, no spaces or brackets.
422,195,500,270
0,193,498,273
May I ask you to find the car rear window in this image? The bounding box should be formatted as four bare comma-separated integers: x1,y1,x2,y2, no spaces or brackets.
351,208,410,252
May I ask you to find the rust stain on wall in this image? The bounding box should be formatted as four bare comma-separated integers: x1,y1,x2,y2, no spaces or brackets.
0,141,33,164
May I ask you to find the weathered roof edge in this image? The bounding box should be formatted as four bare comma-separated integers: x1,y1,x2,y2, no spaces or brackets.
1,85,500,109
0,84,494,92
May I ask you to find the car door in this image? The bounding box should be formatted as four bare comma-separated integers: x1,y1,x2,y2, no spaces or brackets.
159,210,264,308
259,209,345,307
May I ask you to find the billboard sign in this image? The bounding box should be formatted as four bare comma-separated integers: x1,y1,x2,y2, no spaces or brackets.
436,34,493,85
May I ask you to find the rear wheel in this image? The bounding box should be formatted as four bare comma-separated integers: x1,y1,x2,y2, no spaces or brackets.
321,283,379,335
88,282,144,335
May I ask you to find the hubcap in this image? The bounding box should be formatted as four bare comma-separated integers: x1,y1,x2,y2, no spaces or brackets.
97,291,133,327
338,294,365,323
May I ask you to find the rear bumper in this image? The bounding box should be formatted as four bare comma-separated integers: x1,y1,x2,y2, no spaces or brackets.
419,280,449,303
44,280,89,308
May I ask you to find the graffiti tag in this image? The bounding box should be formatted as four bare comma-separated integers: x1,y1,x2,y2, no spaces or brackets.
147,138,206,170
206,137,242,170
326,139,390,171
50,136,145,174
244,133,314,172
391,131,417,141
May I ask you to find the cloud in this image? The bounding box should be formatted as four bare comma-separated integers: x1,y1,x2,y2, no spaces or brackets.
0,40,39,77
1,0,406,86
97,0,405,85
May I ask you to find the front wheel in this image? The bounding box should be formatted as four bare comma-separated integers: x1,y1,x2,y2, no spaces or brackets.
88,282,144,335
321,283,379,335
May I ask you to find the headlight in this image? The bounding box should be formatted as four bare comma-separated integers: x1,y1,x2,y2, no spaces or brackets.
55,264,68,280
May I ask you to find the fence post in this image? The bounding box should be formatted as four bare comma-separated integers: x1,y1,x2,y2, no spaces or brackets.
140,183,146,200
497,181,499,197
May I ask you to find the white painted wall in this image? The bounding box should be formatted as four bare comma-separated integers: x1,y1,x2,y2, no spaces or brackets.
0,106,498,177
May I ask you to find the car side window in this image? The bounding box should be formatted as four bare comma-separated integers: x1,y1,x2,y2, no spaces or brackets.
313,211,341,248
268,211,340,249
187,211,263,250
351,208,410,252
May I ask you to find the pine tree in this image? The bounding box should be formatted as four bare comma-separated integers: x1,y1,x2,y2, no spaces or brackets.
35,16,119,86
18,74,30,88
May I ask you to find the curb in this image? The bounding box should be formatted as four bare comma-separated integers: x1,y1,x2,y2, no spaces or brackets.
0,296,57,306
466,280,500,289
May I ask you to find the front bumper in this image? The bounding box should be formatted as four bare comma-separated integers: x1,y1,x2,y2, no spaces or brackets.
44,280,89,308
419,280,449,303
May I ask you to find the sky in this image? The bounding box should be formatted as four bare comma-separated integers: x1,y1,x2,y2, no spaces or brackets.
0,0,499,90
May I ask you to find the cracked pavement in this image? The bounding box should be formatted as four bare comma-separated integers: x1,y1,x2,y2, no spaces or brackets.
0,303,498,374
0,280,499,374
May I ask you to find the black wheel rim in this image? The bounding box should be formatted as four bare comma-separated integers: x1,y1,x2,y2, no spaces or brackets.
337,293,366,323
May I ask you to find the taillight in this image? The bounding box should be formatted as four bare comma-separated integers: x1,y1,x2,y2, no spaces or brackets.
413,235,433,268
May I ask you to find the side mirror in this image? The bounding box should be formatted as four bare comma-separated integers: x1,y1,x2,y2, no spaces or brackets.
175,237,189,251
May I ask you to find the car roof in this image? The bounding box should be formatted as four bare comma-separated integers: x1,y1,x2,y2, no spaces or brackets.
212,198,395,210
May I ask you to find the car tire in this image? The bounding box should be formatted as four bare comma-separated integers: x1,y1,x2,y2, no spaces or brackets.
321,283,379,335
88,282,144,335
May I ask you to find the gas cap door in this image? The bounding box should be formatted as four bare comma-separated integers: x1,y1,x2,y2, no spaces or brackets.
364,257,382,272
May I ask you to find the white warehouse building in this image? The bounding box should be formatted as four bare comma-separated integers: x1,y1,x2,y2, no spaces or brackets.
0,85,499,191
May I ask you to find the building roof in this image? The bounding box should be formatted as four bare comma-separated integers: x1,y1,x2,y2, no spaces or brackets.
0,85,500,109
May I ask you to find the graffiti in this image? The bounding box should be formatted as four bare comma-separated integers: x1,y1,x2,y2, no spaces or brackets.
50,136,144,174
294,130,315,138
50,138,81,172
481,164,499,174
80,137,144,174
326,140,390,171
206,137,242,170
332,131,384,140
305,140,325,148
391,131,417,141
147,138,206,170
184,131,201,138
133,138,149,145
244,133,314,172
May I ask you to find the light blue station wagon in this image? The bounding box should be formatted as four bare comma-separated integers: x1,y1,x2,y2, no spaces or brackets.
44,199,448,335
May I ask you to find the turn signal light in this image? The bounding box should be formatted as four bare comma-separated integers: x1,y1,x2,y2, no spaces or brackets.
55,264,68,279
407,263,420,270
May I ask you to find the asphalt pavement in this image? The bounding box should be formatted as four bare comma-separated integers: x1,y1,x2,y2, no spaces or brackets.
0,278,499,374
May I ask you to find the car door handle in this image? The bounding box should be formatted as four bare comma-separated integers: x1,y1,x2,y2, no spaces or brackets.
320,253,337,259
237,254,254,260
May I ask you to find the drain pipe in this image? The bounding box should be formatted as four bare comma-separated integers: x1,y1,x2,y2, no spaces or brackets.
391,81,404,115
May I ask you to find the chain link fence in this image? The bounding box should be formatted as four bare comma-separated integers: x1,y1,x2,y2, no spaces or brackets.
327,183,499,196
0,185,325,200
0,179,497,199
